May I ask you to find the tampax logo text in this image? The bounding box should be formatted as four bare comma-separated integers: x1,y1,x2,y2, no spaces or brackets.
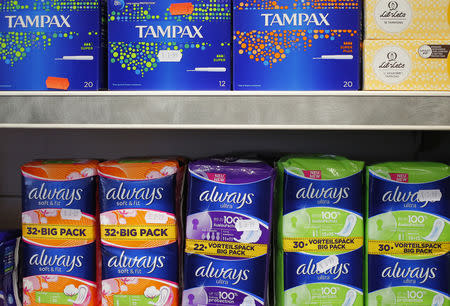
381,262,437,284
195,261,250,285
261,13,330,27
28,183,83,207
5,15,71,28
136,25,203,39
105,182,163,205
296,259,350,280
199,186,255,209
296,183,350,204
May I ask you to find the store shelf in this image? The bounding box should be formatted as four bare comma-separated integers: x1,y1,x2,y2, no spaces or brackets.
1,90,450,97
0,91,449,130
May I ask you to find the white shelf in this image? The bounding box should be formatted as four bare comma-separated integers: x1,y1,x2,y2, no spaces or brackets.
0,92,449,130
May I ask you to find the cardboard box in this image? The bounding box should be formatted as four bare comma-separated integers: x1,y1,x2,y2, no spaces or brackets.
233,0,362,90
108,0,231,90
364,40,450,90
0,0,105,90
365,0,450,40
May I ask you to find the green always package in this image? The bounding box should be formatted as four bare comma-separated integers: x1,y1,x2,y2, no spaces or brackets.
276,155,364,305
366,162,450,306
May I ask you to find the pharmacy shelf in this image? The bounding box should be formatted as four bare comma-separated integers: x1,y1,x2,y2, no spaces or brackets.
0,91,449,130
1,90,450,96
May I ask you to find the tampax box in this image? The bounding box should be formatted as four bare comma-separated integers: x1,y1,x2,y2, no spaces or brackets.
108,0,231,90
233,0,361,90
364,40,450,91
365,0,450,40
0,0,104,90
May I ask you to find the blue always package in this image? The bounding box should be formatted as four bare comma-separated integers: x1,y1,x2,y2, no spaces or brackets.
276,156,365,305
0,0,105,90
108,0,231,90
366,162,450,306
21,160,99,306
183,158,275,306
0,231,21,306
233,0,361,90
98,159,184,305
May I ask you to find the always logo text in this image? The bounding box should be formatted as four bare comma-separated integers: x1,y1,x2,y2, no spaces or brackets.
199,186,255,209
28,183,83,207
29,249,82,273
296,183,350,204
107,251,165,274
296,259,350,280
195,261,249,285
381,262,436,284
382,186,431,208
105,182,163,205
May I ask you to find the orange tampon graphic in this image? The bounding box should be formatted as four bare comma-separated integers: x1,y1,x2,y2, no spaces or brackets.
46,76,70,90
169,2,194,15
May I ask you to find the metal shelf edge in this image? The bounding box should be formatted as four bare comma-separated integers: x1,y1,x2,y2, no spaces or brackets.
0,91,450,97
1,124,449,131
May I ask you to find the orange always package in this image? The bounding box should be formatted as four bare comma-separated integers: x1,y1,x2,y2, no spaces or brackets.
21,160,99,306
98,159,185,306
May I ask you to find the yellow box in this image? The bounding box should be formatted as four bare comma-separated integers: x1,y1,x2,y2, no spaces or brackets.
365,0,450,39
364,40,450,90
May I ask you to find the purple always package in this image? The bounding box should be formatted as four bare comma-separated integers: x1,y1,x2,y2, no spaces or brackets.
183,158,275,306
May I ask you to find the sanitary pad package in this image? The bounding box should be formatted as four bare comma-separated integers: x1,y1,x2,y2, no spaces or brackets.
21,160,99,305
276,155,365,305
0,231,20,306
0,0,105,90
233,0,361,90
99,159,185,306
366,162,450,305
183,158,275,305
108,0,231,90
